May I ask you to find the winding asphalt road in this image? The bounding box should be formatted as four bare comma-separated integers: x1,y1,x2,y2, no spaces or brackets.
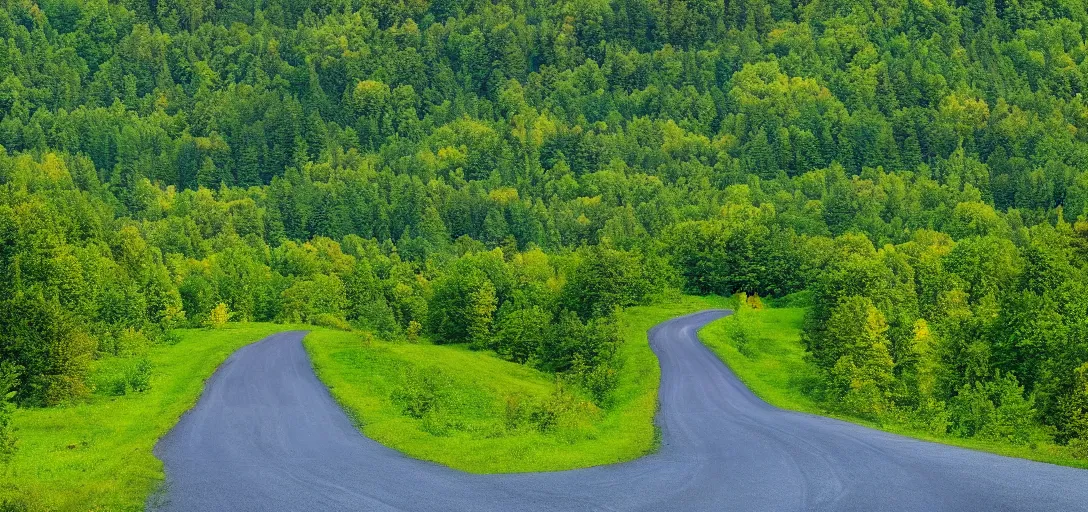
151,310,1088,511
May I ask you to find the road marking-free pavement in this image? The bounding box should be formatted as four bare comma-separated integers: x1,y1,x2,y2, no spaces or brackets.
151,310,1088,511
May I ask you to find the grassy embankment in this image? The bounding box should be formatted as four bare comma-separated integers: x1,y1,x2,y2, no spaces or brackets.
1,294,726,509
699,300,1088,469
0,323,301,511
304,294,728,473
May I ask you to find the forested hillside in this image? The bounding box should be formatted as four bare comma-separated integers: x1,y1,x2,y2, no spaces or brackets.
2,0,1088,468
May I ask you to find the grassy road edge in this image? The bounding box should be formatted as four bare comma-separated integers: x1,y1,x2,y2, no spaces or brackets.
698,306,1088,470
2,323,301,511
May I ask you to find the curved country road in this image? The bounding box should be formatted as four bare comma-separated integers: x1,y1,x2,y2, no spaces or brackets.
151,310,1088,511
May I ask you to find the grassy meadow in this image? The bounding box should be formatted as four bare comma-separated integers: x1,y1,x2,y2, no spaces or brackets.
304,294,728,473
0,323,300,511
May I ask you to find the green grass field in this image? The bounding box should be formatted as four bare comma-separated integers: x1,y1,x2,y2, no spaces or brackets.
699,303,1088,470
0,323,299,511
304,294,728,473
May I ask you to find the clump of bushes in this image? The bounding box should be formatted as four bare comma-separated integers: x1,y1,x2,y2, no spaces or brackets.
206,303,231,329
99,328,150,357
312,313,352,331
390,366,452,420
91,358,153,397
389,366,475,437
387,363,600,441
503,381,599,436
0,362,18,463
405,321,422,343
725,297,757,358
949,372,1042,445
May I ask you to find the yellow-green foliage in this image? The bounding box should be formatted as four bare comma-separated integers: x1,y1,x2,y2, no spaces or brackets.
699,305,1088,470
206,303,231,328
305,295,727,472
311,313,352,331
1,323,296,511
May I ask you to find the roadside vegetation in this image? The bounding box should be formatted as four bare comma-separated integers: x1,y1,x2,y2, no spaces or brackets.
306,294,725,473
702,295,1088,469
0,324,294,511
0,293,720,510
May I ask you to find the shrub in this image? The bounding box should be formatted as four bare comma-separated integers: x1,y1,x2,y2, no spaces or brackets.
768,290,814,308
1059,362,1088,445
908,398,951,436
728,320,755,358
530,386,575,433
107,374,129,396
92,358,152,396
570,357,619,407
0,497,30,512
312,313,352,331
831,357,893,419
528,381,598,436
206,303,230,329
0,363,18,463
39,375,90,406
503,392,531,431
114,328,150,357
1070,437,1088,459
405,321,422,343
390,367,451,419
950,372,1040,445
158,329,182,345
126,358,152,393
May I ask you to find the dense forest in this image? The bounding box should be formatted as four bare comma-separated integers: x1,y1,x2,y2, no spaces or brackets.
1,0,1088,462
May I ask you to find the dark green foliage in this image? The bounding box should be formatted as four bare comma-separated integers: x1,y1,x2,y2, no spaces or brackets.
0,293,97,406
344,259,397,335
427,263,498,346
949,372,1039,445
126,358,152,393
493,305,551,364
0,362,17,462
503,382,593,434
560,246,655,320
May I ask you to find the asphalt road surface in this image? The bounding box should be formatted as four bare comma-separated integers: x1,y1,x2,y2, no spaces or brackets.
151,310,1088,511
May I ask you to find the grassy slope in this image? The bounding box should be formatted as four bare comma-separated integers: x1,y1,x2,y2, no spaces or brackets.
699,306,1088,469
305,294,727,473
1,323,299,511
1,295,727,509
